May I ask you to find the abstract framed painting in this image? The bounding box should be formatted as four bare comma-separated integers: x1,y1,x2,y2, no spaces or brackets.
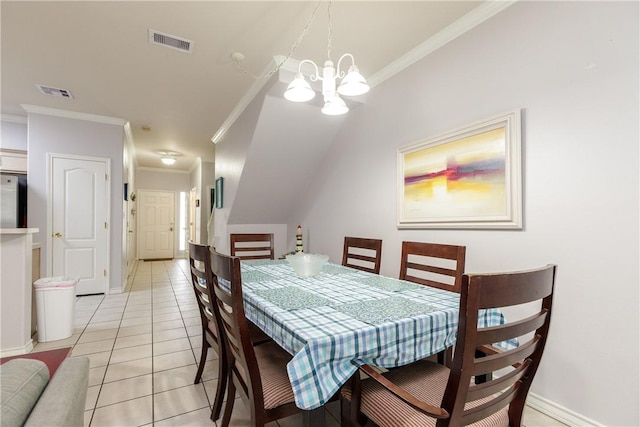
397,109,522,229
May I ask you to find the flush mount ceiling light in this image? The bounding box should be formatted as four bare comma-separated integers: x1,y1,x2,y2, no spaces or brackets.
231,0,369,116
161,156,176,165
158,151,179,165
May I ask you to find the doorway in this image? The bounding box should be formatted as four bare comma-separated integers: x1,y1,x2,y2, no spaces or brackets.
137,190,175,260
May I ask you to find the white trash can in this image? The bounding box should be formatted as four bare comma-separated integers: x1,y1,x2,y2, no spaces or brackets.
34,276,77,342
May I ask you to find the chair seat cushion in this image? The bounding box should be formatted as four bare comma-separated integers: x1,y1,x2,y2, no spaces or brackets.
254,342,295,410
0,359,50,426
341,361,508,427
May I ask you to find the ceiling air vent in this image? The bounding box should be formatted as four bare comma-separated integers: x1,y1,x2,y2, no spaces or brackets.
148,29,194,53
36,85,73,99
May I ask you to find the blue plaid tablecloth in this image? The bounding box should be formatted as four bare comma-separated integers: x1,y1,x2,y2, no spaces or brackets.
238,260,507,410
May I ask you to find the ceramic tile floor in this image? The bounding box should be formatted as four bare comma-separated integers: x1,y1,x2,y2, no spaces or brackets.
31,259,565,427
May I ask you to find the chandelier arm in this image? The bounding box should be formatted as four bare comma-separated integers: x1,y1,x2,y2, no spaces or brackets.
298,59,321,81
335,53,355,79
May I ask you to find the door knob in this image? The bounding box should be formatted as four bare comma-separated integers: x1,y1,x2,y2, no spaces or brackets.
54,232,62,238
169,227,173,231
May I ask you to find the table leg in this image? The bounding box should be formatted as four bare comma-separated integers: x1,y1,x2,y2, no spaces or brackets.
302,407,326,427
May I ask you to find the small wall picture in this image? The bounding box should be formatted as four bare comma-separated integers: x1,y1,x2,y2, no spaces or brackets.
215,177,224,209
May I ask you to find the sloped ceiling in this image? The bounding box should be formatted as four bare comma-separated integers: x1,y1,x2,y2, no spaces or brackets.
228,77,348,224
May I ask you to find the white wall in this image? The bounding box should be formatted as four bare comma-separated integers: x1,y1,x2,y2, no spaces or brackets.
1,119,28,150
290,2,638,425
200,160,215,244
190,159,202,244
188,159,216,245
27,112,125,293
136,168,190,192
122,129,136,279
214,79,272,254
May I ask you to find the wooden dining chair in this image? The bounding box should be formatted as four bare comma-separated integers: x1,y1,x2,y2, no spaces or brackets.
399,241,466,365
340,264,557,427
342,237,383,274
399,241,466,293
230,233,275,260
210,249,302,427
188,241,228,421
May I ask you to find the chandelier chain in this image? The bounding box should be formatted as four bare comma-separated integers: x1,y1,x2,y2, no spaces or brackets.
327,0,332,60
232,1,322,80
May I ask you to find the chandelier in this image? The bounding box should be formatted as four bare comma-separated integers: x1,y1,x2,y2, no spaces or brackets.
283,2,369,115
231,1,369,116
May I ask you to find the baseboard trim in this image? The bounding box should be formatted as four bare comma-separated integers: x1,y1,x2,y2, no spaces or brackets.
0,340,34,358
527,392,603,427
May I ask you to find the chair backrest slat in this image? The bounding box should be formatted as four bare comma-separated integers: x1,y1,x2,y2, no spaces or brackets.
477,311,548,345
230,233,274,260
461,385,518,426
475,267,555,308
342,237,383,274
399,241,466,293
467,360,530,402
473,337,540,376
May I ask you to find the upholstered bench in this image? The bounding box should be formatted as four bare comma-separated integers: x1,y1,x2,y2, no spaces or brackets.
0,355,89,426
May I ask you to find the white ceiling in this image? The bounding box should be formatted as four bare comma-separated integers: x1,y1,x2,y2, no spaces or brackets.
1,1,489,171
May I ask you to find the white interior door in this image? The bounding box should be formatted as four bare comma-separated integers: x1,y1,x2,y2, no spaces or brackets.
138,190,175,260
50,155,109,295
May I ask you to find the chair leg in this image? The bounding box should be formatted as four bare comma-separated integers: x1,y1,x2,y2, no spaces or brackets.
194,338,209,384
210,348,228,421
218,376,236,427
348,372,365,427
437,347,453,367
474,349,492,384
340,394,353,427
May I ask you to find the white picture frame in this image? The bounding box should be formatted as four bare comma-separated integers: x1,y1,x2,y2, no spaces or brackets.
397,109,522,229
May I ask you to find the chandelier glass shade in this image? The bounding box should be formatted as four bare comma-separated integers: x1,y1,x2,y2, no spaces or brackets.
284,72,316,102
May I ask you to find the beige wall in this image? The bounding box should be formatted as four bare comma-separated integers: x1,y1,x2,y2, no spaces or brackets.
27,111,126,293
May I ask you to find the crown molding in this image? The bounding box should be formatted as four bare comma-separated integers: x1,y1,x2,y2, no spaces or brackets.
20,104,126,126
368,0,517,87
0,114,28,124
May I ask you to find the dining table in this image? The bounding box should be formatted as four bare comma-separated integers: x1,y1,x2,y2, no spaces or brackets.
237,258,511,423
